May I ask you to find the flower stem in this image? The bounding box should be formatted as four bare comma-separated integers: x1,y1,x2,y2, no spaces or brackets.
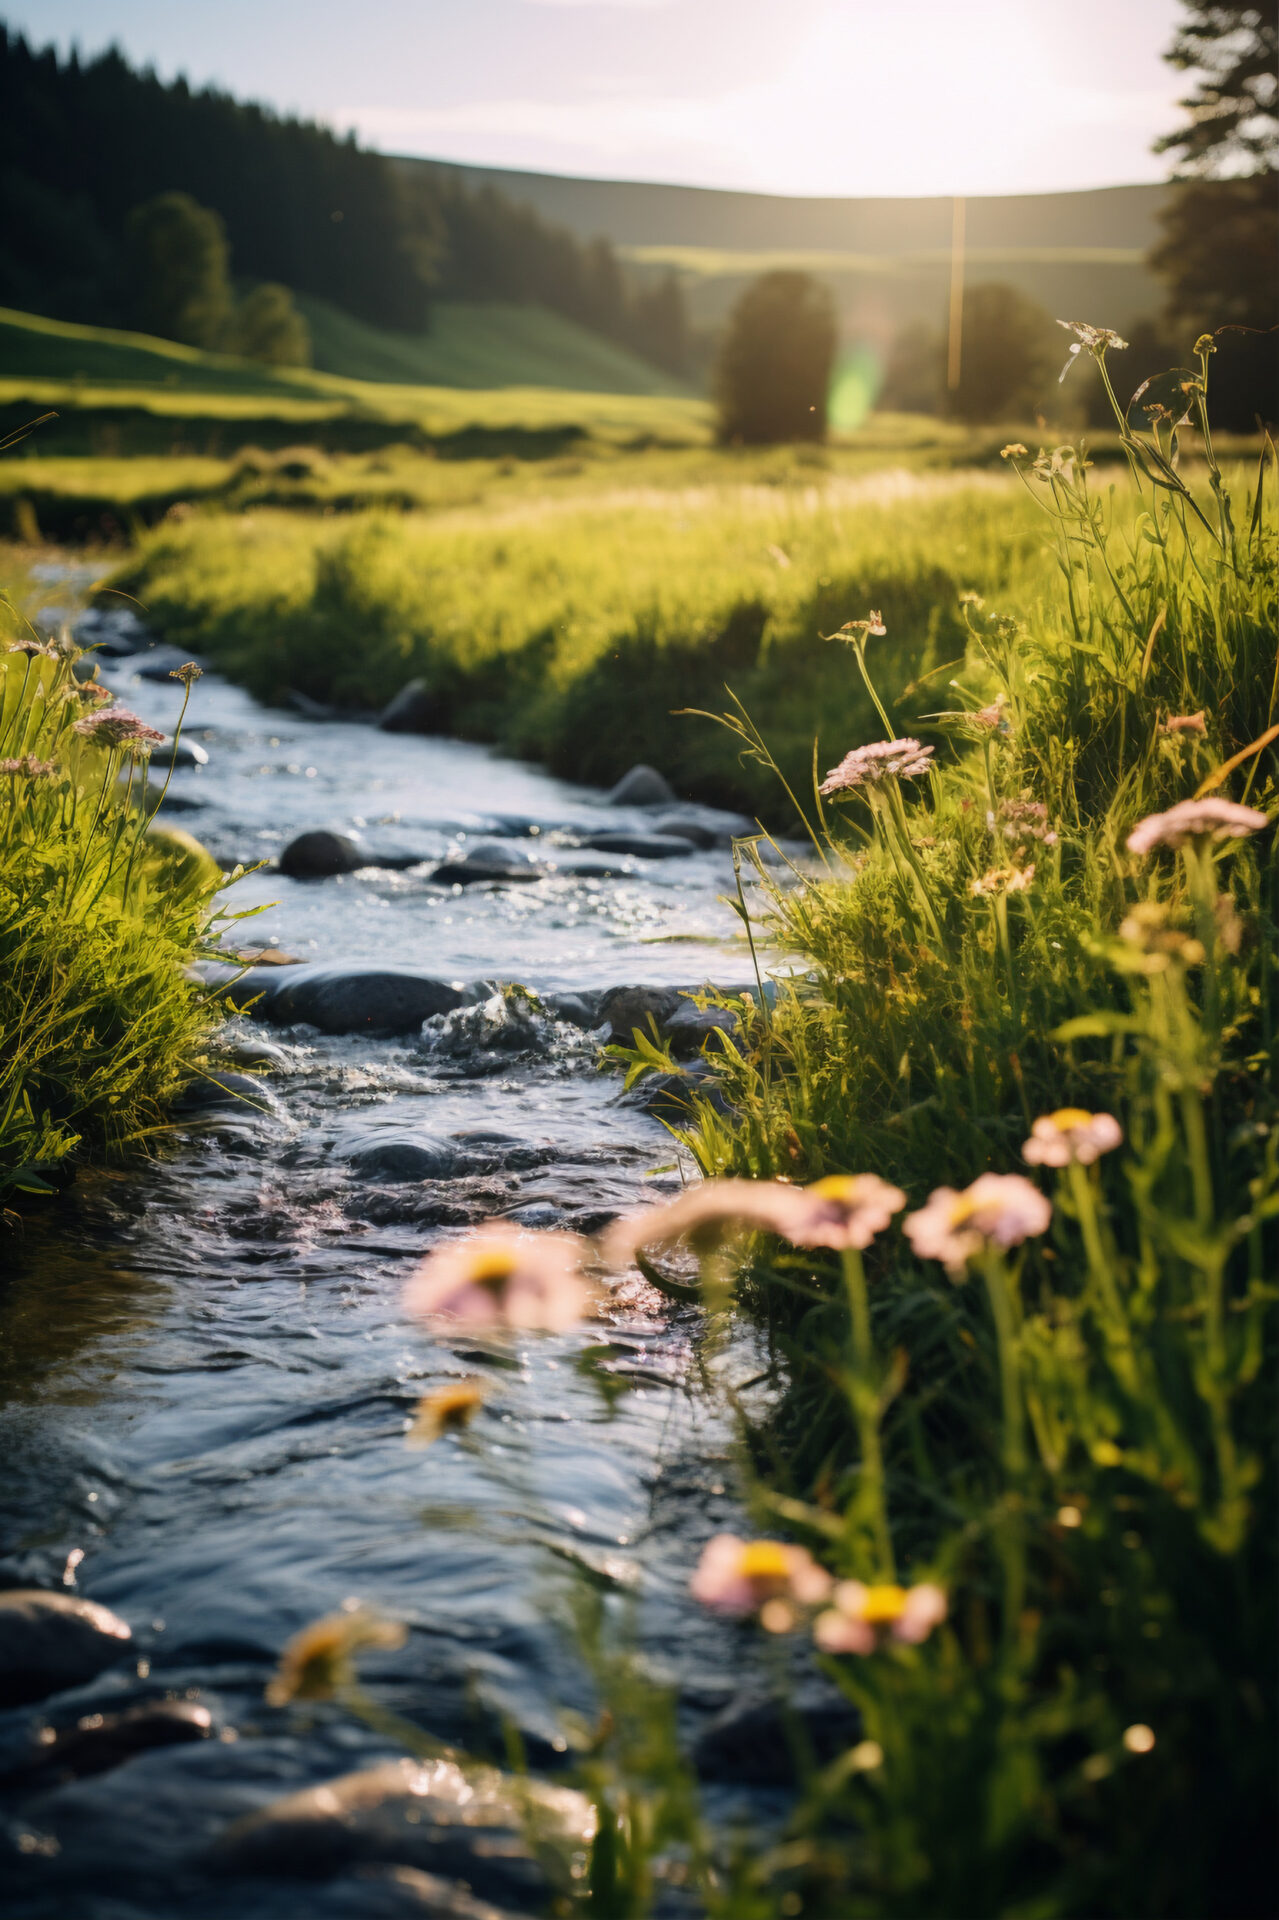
841,1246,895,1580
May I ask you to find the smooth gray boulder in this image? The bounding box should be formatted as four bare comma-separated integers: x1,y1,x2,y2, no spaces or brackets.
209,1756,594,1908
377,678,437,734
219,964,467,1035
346,1137,464,1183
0,1590,132,1707
594,984,683,1046
278,830,366,878
664,999,740,1057
577,831,693,860
433,841,544,886
606,764,676,807
651,804,757,847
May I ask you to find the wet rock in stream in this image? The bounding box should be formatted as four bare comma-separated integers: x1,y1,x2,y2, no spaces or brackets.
606,764,675,807
209,1756,593,1904
2,1699,216,1786
278,830,366,878
0,1592,133,1707
211,964,467,1035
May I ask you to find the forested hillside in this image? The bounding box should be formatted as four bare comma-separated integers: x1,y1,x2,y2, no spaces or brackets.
0,26,691,374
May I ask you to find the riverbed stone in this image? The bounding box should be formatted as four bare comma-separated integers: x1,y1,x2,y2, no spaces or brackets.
377,679,437,734
220,964,467,1035
210,1756,594,1906
650,804,757,847
433,841,545,886
278,830,366,878
14,1699,215,1783
606,764,676,807
0,1591,132,1707
346,1136,465,1183
663,1000,739,1057
594,985,683,1046
576,831,693,860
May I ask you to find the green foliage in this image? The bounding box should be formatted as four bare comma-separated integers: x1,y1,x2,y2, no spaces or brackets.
715,273,838,446
620,339,1277,1915
0,596,225,1203
224,282,312,369
0,29,691,375
124,192,234,351
1155,0,1278,176
114,470,1054,817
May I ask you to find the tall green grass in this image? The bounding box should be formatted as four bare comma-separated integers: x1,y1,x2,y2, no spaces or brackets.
605,342,1277,1915
114,470,1066,814
0,575,225,1204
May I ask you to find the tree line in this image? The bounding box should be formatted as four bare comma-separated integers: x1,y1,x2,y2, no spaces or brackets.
0,26,692,375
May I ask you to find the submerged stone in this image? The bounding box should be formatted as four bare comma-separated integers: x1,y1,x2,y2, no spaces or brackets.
219,963,467,1035
576,831,693,860
345,1137,465,1183
278,830,366,878
0,1591,132,1707
433,841,545,886
12,1699,214,1784
209,1756,594,1908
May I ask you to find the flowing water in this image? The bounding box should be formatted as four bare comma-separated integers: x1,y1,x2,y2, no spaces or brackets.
0,591,828,1917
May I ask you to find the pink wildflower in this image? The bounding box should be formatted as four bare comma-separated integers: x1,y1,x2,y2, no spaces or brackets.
404,1224,592,1332
819,739,934,795
988,799,1058,849
971,864,1035,896
5,638,58,658
814,1580,947,1655
1158,712,1206,737
904,1173,1052,1277
71,709,166,752
691,1534,832,1632
0,754,58,777
1126,797,1267,854
604,1174,905,1265
1023,1109,1123,1169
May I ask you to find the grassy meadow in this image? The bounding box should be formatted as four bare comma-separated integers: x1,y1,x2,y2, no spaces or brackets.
584,350,1277,1915
109,462,1063,814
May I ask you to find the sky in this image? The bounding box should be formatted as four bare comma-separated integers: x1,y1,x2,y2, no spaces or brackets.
6,0,1189,199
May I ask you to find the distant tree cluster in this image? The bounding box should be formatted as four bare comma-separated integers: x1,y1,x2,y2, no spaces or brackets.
0,28,692,376
714,272,837,444
121,191,313,366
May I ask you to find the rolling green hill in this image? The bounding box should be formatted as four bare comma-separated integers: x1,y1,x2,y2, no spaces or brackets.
294,294,690,394
404,162,1168,336
0,304,710,458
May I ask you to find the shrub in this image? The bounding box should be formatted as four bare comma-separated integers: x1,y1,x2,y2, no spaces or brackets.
715,271,838,446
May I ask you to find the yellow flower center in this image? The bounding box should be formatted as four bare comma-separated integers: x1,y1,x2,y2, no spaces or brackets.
947,1194,981,1228
859,1584,908,1624
465,1251,518,1289
1047,1108,1092,1131
738,1542,791,1582
810,1176,858,1203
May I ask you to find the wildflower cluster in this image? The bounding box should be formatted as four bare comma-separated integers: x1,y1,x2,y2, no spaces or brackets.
71,709,166,752
819,738,934,794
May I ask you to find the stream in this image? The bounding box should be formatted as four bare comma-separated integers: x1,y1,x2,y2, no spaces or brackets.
0,581,840,1919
